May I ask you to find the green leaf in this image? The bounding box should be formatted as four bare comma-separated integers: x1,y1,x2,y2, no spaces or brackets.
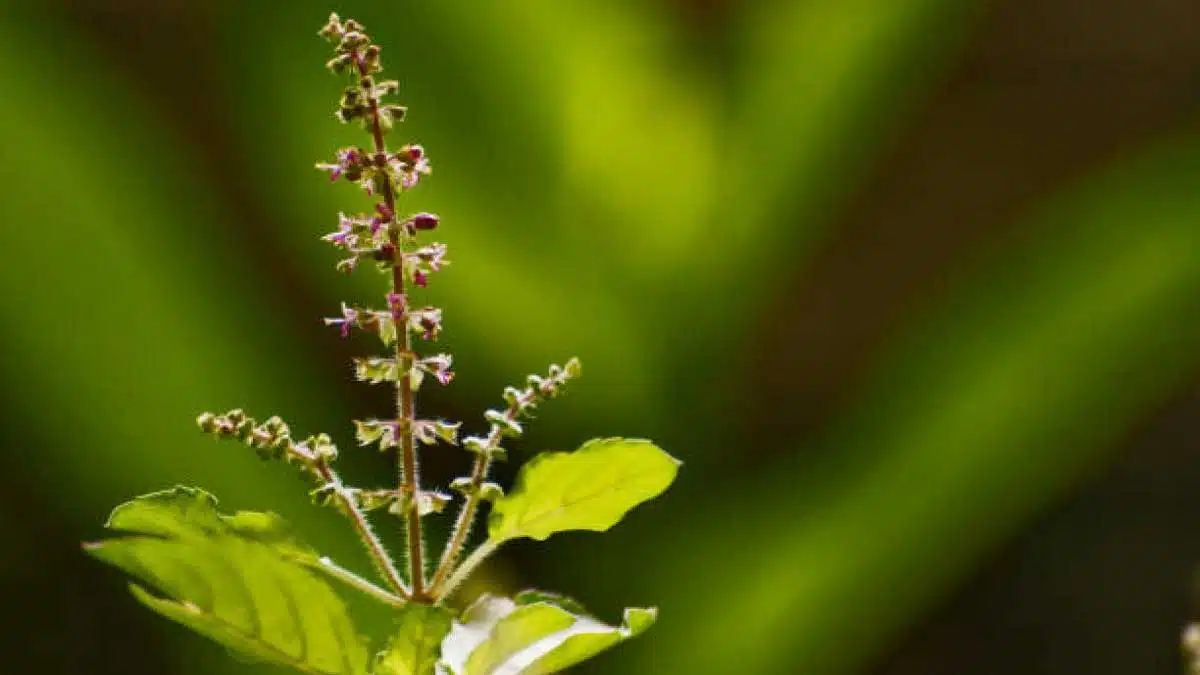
487,438,679,543
461,601,573,675
440,593,656,675
84,487,369,675
517,606,656,675
374,604,454,675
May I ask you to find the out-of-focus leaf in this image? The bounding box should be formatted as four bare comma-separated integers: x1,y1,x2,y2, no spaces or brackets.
487,439,679,543
727,0,982,250
85,487,369,675
373,604,454,675
441,593,655,675
622,137,1200,674
0,18,350,514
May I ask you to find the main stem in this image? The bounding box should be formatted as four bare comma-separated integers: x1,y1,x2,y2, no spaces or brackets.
356,52,426,600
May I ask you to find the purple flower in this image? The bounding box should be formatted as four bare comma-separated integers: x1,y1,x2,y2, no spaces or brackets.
338,147,360,167
408,307,443,340
323,302,359,338
322,213,355,247
391,144,432,190
371,202,394,233
419,354,454,386
412,269,429,288
317,147,365,182
387,292,407,320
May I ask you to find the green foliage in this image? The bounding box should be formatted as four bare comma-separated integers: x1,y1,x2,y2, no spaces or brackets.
84,488,370,675
441,595,656,675
488,438,680,543
373,605,454,675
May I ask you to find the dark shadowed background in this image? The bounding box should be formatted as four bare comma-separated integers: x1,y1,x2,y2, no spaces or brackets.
0,0,1197,673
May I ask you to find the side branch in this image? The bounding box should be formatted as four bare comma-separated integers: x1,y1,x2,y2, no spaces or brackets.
311,456,410,598
195,409,409,598
429,391,529,596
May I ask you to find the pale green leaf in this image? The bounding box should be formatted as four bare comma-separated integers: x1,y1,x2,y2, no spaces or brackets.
462,603,574,675
517,606,656,675
440,593,655,675
440,595,520,674
84,487,369,675
487,438,679,543
373,604,454,675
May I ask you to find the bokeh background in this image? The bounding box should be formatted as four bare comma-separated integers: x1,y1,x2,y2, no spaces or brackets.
1,0,1198,673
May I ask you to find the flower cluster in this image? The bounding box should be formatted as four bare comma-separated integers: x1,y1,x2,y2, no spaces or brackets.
315,15,442,286
196,408,338,470
312,12,462,601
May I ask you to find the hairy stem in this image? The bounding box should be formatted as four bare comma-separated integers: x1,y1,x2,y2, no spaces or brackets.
312,556,408,607
354,50,427,599
437,541,499,603
313,459,409,598
430,391,530,596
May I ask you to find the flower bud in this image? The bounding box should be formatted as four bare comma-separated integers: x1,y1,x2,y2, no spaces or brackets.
409,212,439,231
196,412,217,433
318,13,344,41
362,45,382,73
373,242,396,262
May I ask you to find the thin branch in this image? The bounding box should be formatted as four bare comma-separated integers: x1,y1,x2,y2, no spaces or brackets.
312,458,411,598
429,391,530,596
437,541,499,604
311,556,408,608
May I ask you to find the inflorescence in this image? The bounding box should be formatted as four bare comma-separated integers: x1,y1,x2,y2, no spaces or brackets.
195,13,581,604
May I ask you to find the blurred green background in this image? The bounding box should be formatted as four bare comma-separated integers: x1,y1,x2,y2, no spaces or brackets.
1,0,1197,673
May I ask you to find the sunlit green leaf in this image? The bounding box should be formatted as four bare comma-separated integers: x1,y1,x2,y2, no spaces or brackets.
85,487,369,675
440,593,655,675
487,439,679,543
373,604,454,675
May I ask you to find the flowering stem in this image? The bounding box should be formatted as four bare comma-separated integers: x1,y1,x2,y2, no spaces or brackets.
429,391,530,596
353,49,427,600
311,457,409,598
